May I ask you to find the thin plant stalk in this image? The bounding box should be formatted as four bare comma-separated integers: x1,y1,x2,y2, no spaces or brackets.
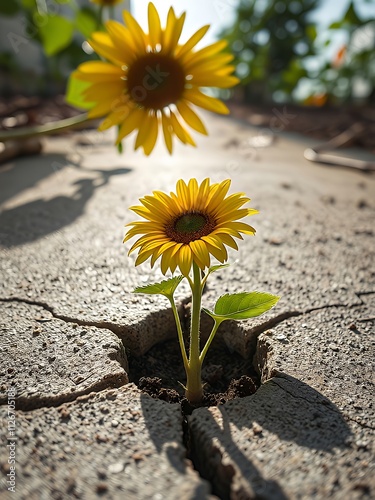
168,298,189,372
185,262,204,403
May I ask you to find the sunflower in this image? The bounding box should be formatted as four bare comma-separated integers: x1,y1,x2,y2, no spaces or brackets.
72,3,239,155
124,179,258,276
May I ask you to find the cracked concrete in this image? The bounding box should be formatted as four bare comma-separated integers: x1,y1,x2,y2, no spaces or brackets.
0,385,213,499
1,111,374,498
0,301,128,410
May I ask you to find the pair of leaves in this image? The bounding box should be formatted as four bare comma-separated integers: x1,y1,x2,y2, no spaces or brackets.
133,264,229,298
134,273,279,322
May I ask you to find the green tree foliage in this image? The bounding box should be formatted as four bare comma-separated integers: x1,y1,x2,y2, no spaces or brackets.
317,1,375,103
221,0,320,103
0,0,99,95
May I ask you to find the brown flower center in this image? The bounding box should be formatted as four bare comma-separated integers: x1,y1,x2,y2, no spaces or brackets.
165,212,216,244
126,53,186,110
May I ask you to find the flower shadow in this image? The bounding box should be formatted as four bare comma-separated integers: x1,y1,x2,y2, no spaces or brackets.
0,156,131,247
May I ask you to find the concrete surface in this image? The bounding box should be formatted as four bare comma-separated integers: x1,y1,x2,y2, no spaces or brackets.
0,301,128,410
0,111,374,498
0,385,212,499
189,302,374,499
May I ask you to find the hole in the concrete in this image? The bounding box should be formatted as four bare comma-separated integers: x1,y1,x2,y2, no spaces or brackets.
127,337,260,414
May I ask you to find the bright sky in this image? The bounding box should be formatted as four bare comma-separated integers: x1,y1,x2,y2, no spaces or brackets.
130,0,236,44
131,0,375,42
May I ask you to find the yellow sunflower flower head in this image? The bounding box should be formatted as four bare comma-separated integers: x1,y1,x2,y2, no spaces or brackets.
124,179,258,276
72,3,239,155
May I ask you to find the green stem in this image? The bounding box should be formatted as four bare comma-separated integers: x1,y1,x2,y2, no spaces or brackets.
199,320,222,364
0,114,92,142
185,262,204,403
168,297,189,373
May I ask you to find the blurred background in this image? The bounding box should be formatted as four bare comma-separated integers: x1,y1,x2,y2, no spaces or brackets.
0,0,374,150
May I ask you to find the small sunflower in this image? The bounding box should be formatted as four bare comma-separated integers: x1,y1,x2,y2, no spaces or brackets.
72,3,239,155
124,179,258,276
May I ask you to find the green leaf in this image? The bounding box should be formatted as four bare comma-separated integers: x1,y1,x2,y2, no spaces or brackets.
306,25,317,41
39,15,74,56
207,263,230,275
203,291,280,322
76,7,98,38
329,21,343,30
344,1,362,25
133,276,184,298
21,0,36,8
65,75,95,110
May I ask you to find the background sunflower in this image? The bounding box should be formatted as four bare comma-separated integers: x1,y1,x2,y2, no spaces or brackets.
72,2,239,155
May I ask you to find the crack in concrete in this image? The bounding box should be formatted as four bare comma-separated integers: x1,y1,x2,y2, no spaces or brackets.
2,295,372,497
271,377,342,413
0,373,128,412
0,296,125,336
0,296,369,413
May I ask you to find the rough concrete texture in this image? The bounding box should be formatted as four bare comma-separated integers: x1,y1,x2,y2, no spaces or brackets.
1,114,374,356
189,301,374,499
1,111,374,498
0,301,128,410
0,385,213,499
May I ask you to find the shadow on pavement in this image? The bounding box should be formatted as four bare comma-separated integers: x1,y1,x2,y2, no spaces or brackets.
141,374,351,498
0,161,131,247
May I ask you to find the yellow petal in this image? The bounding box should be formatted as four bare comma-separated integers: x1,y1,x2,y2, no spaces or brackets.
123,10,146,51
142,114,159,156
177,101,207,135
170,111,196,146
82,81,124,101
73,61,124,82
190,240,210,269
186,53,234,73
148,2,162,49
87,100,115,119
161,113,173,154
98,104,131,131
135,247,155,266
185,89,229,114
182,39,228,66
164,11,186,53
191,74,239,88
176,25,210,58
116,107,145,144
89,32,125,66
176,179,190,210
105,20,138,61
177,245,193,276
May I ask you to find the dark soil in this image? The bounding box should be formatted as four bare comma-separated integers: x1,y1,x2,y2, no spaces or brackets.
127,338,259,414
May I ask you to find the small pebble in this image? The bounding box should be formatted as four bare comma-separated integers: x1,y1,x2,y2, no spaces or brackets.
108,462,124,474
328,344,339,352
252,422,263,435
96,482,108,494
